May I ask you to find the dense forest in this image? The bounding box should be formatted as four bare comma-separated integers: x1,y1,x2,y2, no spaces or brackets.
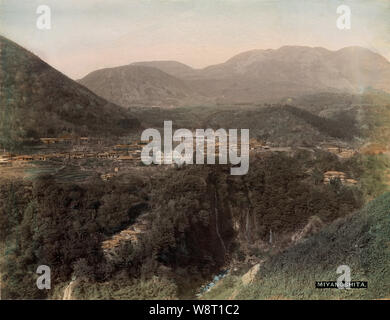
1,150,386,299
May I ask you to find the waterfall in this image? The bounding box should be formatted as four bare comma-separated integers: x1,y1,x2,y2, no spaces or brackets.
245,209,250,242
214,189,226,253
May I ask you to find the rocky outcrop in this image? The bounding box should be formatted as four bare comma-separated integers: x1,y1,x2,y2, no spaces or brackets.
102,217,149,259
62,280,78,300
291,215,324,244
241,263,261,286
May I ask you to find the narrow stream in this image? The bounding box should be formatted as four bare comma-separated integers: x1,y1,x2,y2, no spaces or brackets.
196,269,229,297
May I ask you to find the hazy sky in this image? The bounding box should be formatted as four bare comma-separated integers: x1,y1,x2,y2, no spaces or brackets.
1,0,389,79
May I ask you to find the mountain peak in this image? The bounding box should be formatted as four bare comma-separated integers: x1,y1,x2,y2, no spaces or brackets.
79,62,203,108
0,35,139,149
131,60,196,79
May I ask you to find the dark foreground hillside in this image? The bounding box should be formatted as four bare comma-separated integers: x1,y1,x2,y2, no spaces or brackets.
2,150,386,299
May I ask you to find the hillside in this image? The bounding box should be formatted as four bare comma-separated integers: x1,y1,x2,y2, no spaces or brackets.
79,65,207,108
284,90,390,111
204,105,359,144
0,36,140,150
1,150,371,299
129,103,360,147
203,192,390,300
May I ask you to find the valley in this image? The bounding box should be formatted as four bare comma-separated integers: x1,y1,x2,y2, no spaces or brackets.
1,34,390,300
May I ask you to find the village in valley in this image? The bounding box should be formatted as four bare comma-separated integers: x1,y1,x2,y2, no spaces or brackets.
0,132,371,186
0,135,146,181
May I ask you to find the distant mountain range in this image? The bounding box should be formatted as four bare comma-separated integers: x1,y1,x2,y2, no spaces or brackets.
1,35,389,152
80,46,390,107
0,36,140,149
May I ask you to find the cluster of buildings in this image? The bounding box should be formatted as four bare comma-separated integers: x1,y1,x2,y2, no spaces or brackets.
0,153,12,166
40,136,89,145
102,218,149,257
0,153,38,165
0,150,143,166
0,137,361,188
178,135,266,156
359,143,388,155
323,171,358,185
325,145,356,159
0,139,147,167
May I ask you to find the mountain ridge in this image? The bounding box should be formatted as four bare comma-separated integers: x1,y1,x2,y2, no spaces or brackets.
80,45,390,106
